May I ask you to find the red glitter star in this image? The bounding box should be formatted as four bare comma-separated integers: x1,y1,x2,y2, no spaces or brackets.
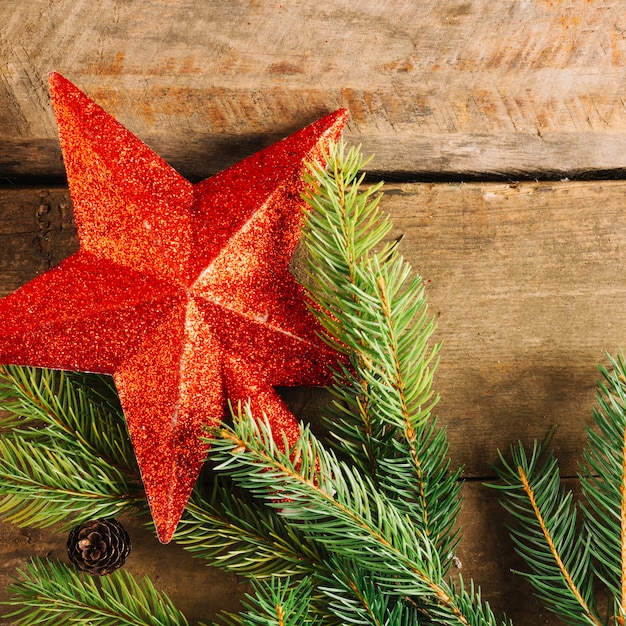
0,73,347,543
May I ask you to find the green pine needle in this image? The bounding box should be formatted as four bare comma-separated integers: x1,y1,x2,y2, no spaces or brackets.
0,365,145,528
580,353,626,621
491,441,599,626
301,141,461,563
232,576,321,626
207,405,507,626
2,557,189,626
175,481,328,579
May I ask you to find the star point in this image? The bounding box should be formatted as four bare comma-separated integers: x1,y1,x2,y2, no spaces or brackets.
0,73,347,542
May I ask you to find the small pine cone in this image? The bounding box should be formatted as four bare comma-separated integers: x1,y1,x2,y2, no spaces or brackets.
67,518,131,576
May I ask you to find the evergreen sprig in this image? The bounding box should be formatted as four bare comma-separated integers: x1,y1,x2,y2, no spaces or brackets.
318,558,422,626
580,353,626,610
207,400,507,626
4,557,188,626
174,481,329,579
0,366,145,529
231,576,321,626
491,443,599,626
301,141,461,562
493,352,626,625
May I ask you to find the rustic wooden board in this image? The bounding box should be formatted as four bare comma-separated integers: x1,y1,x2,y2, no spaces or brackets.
0,482,559,626
2,181,624,479
385,179,626,479
2,0,626,179
0,180,623,625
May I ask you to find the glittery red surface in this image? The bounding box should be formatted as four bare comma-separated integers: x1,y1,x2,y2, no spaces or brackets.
0,72,347,543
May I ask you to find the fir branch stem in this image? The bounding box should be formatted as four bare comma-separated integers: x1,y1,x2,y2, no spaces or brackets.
375,270,431,535
302,144,447,546
517,465,601,626
3,558,189,626
330,152,378,480
213,423,486,626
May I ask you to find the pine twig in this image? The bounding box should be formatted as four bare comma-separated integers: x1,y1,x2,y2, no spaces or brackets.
0,366,145,529
493,353,626,625
580,353,626,623
227,576,321,626
300,141,461,563
208,406,509,626
175,482,328,579
2,557,189,626
491,441,600,626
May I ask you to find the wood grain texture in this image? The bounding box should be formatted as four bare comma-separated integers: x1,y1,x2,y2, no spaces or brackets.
3,179,625,480
1,0,626,178
1,180,623,623
0,481,560,626
384,179,626,479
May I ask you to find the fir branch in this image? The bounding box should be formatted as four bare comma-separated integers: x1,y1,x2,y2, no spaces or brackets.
301,142,460,561
301,144,400,475
0,365,145,528
175,480,328,579
0,365,136,471
177,480,425,625
491,441,600,626
436,578,511,626
0,433,143,528
318,557,422,626
580,353,626,622
207,407,508,626
2,557,189,626
232,576,321,626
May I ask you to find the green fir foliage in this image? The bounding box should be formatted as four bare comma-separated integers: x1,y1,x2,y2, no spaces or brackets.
301,142,461,562
4,557,189,626
208,406,509,626
175,482,329,579
0,366,145,529
493,352,626,625
492,443,598,625
232,576,321,626
580,353,626,607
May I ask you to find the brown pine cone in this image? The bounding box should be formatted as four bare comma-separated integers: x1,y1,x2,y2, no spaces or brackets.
67,518,131,576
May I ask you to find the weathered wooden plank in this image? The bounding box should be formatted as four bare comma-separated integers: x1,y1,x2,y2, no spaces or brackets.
384,180,626,479
2,180,621,624
0,481,564,626
1,0,626,177
0,514,246,626
1,181,624,480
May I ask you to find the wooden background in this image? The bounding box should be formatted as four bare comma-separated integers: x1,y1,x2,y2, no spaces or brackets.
2,1,626,624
